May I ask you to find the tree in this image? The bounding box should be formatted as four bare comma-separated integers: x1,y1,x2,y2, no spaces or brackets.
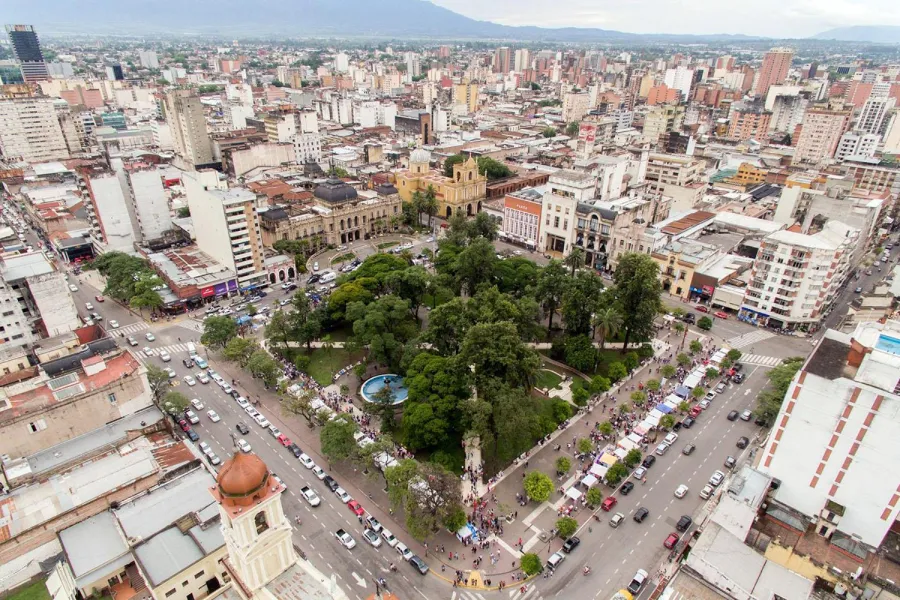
542,127,557,138
354,435,397,488
661,364,677,379
561,271,605,336
674,322,685,334
689,339,703,354
535,260,568,338
613,253,662,352
676,353,691,367
347,295,418,371
706,367,719,380
572,385,590,406
385,266,430,320
564,247,586,277
443,505,467,533
555,456,571,475
201,316,237,349
386,460,463,542
623,351,639,372
565,121,580,137
605,462,629,486
618,402,631,414
593,307,624,349
520,553,542,576
523,471,553,502
565,335,597,373
319,414,358,464
265,310,293,351
454,238,497,295
247,350,280,387
556,516,578,539
590,375,611,394
586,487,603,508
691,386,706,399
468,211,499,241
327,282,374,323
283,388,320,427
727,349,743,362
607,362,627,382
222,337,259,366
146,364,170,401
460,322,541,391
660,414,676,430
645,379,660,392
365,384,398,433
163,391,189,414
678,401,691,413
755,357,804,426
578,438,593,454
631,390,647,406
624,448,643,468
698,316,713,330
246,303,258,317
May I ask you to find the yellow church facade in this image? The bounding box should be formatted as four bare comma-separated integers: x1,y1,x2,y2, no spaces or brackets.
395,149,487,219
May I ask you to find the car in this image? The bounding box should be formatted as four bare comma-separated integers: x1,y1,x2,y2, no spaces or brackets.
709,470,726,487
276,433,291,446
690,405,702,418
727,410,740,421
195,358,208,369
633,466,647,480
732,373,745,384
546,550,566,571
145,333,155,341
601,496,618,511
562,536,581,553
177,418,190,432
323,476,339,492
191,398,204,410
674,484,689,498
236,422,250,434
724,456,736,469
68,284,78,292
237,438,252,452
641,455,656,468
335,487,352,503
363,515,383,534
91,312,103,321
676,515,693,532
197,373,210,384
312,465,327,480
695,305,709,313
654,442,670,457
874,261,881,268
253,414,270,428
363,528,382,548
627,570,649,595
185,410,200,424
109,320,119,328
395,542,414,561
664,432,679,445
207,452,221,466
409,555,429,575
699,399,711,410
714,311,728,319
664,532,680,549
347,500,364,516
222,384,234,395
207,410,220,422
381,528,399,547
95,295,104,302
236,397,249,408
313,262,319,271
164,367,176,378
300,486,321,507
160,351,171,362
682,312,696,324
85,302,94,310
633,507,649,523
335,529,356,549
184,375,196,386
755,416,768,427
699,485,714,499
740,409,753,421
185,429,199,442
127,336,138,346
681,417,695,429
704,391,716,402
299,453,315,469
737,436,750,449
715,382,727,394
609,512,625,528
307,274,321,284
280,298,291,306
732,363,743,372
620,481,634,495
199,441,212,455
287,443,303,458
182,357,194,368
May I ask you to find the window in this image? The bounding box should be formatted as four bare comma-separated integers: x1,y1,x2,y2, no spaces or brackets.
182,580,189,588
255,511,269,534
194,571,205,579
28,419,46,433
165,590,176,598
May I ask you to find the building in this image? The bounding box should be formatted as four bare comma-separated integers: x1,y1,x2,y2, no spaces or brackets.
514,48,531,72
164,90,214,168
502,187,543,249
728,101,773,141
394,148,487,218
76,162,139,253
663,66,694,101
292,132,322,163
184,170,267,291
493,47,511,74
754,47,794,97
562,92,590,123
540,170,597,256
453,82,479,113
741,221,857,330
138,50,159,69
122,163,172,242
793,102,853,165
0,97,69,162
5,25,48,83
642,104,685,144
769,90,810,133
652,238,721,300
834,131,880,161
759,319,900,561
105,64,124,81
856,94,895,135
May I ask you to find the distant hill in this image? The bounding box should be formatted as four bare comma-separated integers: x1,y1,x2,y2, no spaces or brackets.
2,0,761,41
812,26,900,43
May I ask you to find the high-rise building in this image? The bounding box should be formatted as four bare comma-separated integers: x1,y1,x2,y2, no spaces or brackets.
138,50,159,69
793,102,853,164
184,170,267,290
663,66,694,102
754,47,794,97
0,97,69,162
76,161,140,253
514,49,531,73
404,52,420,78
727,100,773,141
856,94,896,135
5,25,49,83
834,131,880,161
453,82,479,113
164,90,214,168
493,47,511,74
105,64,124,81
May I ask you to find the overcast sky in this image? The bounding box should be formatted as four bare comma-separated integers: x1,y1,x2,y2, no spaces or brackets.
430,0,898,37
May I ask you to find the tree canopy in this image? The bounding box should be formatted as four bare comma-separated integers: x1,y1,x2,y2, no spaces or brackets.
613,253,662,351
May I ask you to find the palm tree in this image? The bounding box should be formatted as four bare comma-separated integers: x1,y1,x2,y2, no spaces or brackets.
564,247,586,276
423,185,439,228
592,307,624,350
411,190,425,226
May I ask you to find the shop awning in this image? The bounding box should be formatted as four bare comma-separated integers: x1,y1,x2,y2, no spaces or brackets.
581,474,598,487
565,487,583,500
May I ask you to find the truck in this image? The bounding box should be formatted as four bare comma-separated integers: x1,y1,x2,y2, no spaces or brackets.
335,529,356,549
627,569,648,595
300,486,321,507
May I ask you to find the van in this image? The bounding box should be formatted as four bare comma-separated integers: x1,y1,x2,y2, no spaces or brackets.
187,342,197,356
319,271,337,284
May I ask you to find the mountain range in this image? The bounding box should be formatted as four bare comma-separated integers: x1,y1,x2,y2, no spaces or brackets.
812,26,900,43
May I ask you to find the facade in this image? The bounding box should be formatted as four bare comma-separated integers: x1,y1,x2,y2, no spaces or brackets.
540,170,596,256
728,101,773,141
856,94,895,135
76,163,139,253
834,131,880,162
395,149,487,218
502,188,543,249
663,66,694,101
453,82,479,113
642,104,684,144
0,97,69,162
184,170,267,290
644,152,704,191
124,164,172,241
562,92,590,123
493,47,511,74
164,90,214,168
754,47,794,97
652,239,720,300
793,103,853,165
5,25,48,83
292,133,322,163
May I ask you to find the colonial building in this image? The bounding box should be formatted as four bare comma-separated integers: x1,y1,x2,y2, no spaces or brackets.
394,148,487,219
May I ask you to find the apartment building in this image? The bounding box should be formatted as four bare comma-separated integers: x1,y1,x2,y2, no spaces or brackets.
642,104,684,144
793,102,853,165
741,221,857,330
562,92,590,123
184,170,267,290
856,94,895,135
76,162,139,253
121,162,172,242
292,132,322,163
540,170,597,256
754,47,794,97
834,131,880,162
644,152,704,190
453,82,479,113
0,97,69,162
727,101,772,141
663,66,694,101
502,188,543,249
164,90,214,168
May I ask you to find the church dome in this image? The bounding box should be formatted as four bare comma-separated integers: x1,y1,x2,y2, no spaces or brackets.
410,147,431,164
216,451,270,499
314,178,358,203
375,182,398,196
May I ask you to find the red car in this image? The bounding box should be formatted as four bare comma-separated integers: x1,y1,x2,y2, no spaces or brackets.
277,433,291,447
177,419,190,432
95,295,105,302
664,532,680,549
601,496,618,511
695,305,709,313
347,500,364,516
714,311,728,319
689,405,702,418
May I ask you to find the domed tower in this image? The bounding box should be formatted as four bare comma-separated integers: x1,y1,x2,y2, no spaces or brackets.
210,451,295,593
408,147,431,175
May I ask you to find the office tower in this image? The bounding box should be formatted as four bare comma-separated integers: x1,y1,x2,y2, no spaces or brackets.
404,52,420,78
663,66,695,102
5,25,49,83
856,94,896,135
164,90,213,168
754,47,794,97
793,103,853,164
0,97,69,162
514,49,531,73
493,47,511,74
106,64,124,81
138,50,159,69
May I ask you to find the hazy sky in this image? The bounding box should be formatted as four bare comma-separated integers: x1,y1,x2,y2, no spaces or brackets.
430,0,899,37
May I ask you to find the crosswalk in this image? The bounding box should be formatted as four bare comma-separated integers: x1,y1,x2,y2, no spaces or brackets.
739,353,783,367
725,330,774,349
450,588,543,600
136,342,194,359
116,321,150,335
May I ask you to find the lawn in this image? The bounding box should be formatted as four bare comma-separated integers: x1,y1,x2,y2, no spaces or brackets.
279,347,364,386
330,252,355,264
377,241,399,250
535,369,563,390
423,287,454,309
7,580,50,600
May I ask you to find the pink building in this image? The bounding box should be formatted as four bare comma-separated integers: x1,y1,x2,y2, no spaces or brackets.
754,48,794,97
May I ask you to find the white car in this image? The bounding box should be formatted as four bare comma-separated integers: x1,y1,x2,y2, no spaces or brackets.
145,332,156,341
245,406,259,418
335,529,356,549
313,262,319,271
298,453,315,469
191,398,204,410
160,351,171,362
237,438,252,453
163,367,176,378
184,375,196,386
709,470,726,487
85,302,94,310
268,425,281,437
363,529,383,548
674,484,689,498
632,466,647,480
197,373,210,384
185,410,200,424
381,528,399,548
395,542,414,561
69,284,78,292
253,413,270,428
207,410,220,422
142,346,155,356
236,397,249,408
664,432,679,445
199,442,211,455
334,487,352,503
312,465,327,480
222,384,234,395
109,320,119,329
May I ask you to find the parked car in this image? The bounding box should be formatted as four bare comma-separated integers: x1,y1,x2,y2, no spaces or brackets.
740,409,753,421
709,470,726,487
714,311,728,319
681,417,695,429
633,507,649,523
676,515,693,532
562,536,581,553
641,455,656,469
727,410,740,421
664,532,680,549
409,555,429,575
724,456,737,469
737,436,750,449
601,496,618,511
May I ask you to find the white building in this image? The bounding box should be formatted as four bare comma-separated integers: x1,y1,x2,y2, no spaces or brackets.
334,52,349,73
292,133,322,163
184,170,267,290
78,164,139,253
562,92,590,123
663,66,695,101
540,170,597,255
124,165,172,241
856,94,895,135
834,131,880,161
502,187,543,249
759,320,900,553
0,97,69,163
150,121,173,151
138,50,159,69
514,49,531,72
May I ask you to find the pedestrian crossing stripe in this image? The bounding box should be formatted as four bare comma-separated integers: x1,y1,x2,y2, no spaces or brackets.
725,330,775,349
116,321,150,335
739,354,782,367
136,342,193,359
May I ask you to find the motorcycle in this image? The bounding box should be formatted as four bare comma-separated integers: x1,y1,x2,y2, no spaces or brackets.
583,566,591,576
